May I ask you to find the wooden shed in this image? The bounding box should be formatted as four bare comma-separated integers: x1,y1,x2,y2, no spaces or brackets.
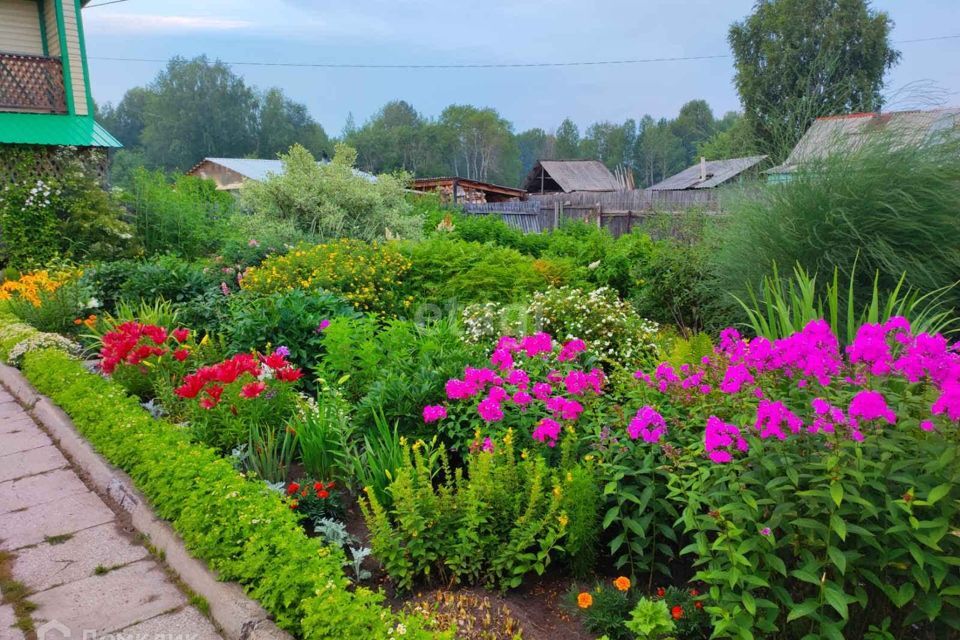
521,160,621,194
411,177,526,204
647,155,767,191
186,157,376,191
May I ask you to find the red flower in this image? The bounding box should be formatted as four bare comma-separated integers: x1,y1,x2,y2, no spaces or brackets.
671,606,683,621
172,328,190,343
199,396,219,410
173,348,189,362
317,489,330,499
205,385,224,402
240,381,267,399
695,601,703,610
690,588,699,596
656,587,666,598
275,366,303,382
313,482,323,493
289,500,298,509
261,352,290,370
286,482,300,495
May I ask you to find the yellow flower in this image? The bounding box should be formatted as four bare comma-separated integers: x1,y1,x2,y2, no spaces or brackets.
577,592,593,609
613,576,631,592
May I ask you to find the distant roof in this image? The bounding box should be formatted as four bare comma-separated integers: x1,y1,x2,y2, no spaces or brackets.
522,160,620,193
768,108,960,174
0,113,121,147
187,157,377,183
647,155,768,191
412,177,525,197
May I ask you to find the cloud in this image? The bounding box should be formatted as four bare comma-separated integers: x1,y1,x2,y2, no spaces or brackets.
88,14,253,33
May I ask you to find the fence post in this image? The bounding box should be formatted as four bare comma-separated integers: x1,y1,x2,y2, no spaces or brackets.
597,203,602,229
553,202,559,230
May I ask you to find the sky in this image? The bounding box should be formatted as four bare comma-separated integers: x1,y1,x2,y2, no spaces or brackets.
81,0,960,136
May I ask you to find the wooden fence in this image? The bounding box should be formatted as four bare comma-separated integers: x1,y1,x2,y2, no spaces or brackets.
460,188,723,238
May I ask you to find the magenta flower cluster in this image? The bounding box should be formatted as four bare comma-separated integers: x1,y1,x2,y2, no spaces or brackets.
632,317,959,464
427,333,604,448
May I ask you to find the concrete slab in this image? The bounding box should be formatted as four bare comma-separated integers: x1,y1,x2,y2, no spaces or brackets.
0,468,90,515
0,491,114,550
12,522,150,593
30,560,187,637
0,446,68,483
0,428,52,456
0,603,26,640
0,416,35,435
0,402,26,419
115,607,221,640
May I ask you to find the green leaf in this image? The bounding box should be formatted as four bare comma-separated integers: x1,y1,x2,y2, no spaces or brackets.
827,547,846,575
824,584,849,620
790,569,821,586
896,583,916,608
830,482,844,507
786,599,820,622
927,483,951,505
602,505,619,529
830,514,847,541
742,591,757,615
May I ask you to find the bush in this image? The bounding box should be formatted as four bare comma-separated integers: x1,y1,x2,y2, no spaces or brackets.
400,237,558,306
240,143,423,241
317,316,482,440
118,255,218,305
214,212,307,269
223,289,358,370
631,237,716,334
712,137,960,315
462,287,661,371
1,269,93,334
361,433,593,591
423,206,548,256
241,239,411,316
8,327,442,639
125,169,234,260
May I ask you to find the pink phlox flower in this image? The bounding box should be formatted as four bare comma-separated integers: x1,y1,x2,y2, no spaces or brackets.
720,363,755,395
532,418,562,447
511,391,533,407
848,390,896,424
847,323,893,376
931,380,960,421
481,437,495,453
894,332,956,385
490,347,514,371
477,396,504,422
547,369,563,383
532,382,553,401
770,319,841,385
681,370,705,391
496,336,521,352
422,405,447,423
628,406,667,443
704,416,748,464
520,332,553,358
654,363,680,392
445,378,477,400
920,419,936,432
487,386,509,403
545,396,584,421
754,399,803,440
557,338,587,362
634,370,653,387
506,369,530,390
563,369,605,396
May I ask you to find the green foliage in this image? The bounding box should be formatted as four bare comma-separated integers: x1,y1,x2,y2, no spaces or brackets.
224,289,357,370
360,434,573,592
736,262,957,344
713,138,960,314
0,148,135,268
422,206,547,257
400,237,556,305
569,583,636,640
214,212,307,269
116,255,217,307
318,316,481,439
631,237,714,334
7,279,92,335
729,0,900,160
294,388,356,486
9,317,441,639
240,143,422,240
245,421,298,484
125,169,234,259
624,598,675,639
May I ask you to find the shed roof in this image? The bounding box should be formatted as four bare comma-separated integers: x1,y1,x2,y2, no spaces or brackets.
412,177,525,198
768,108,960,174
0,113,121,147
188,157,377,183
647,155,767,191
522,160,620,193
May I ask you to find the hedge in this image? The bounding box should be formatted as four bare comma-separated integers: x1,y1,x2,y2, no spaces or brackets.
0,312,445,639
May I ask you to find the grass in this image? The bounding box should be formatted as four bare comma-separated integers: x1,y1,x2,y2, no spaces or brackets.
0,550,37,636
43,534,73,545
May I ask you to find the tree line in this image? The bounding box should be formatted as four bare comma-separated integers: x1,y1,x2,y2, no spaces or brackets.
100,0,898,188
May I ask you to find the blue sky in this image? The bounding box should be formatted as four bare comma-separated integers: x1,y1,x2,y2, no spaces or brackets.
81,0,960,135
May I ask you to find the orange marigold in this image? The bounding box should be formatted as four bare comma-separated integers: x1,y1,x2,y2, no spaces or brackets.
577,592,593,609
613,576,631,592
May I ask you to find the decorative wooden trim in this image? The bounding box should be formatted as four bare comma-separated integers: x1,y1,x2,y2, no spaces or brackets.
52,0,74,114
37,0,49,56
74,0,94,117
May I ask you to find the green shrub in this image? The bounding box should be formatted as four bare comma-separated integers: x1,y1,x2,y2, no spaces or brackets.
361,433,578,591
4,316,444,638
125,169,234,260
118,255,217,305
631,237,716,334
240,143,423,241
423,206,548,256
712,137,960,314
214,211,307,269
224,289,358,371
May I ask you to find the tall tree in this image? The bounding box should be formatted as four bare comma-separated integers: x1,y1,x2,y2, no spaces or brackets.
554,119,581,159
98,87,152,148
729,0,899,161
671,100,716,163
581,120,637,169
515,128,555,179
438,105,519,184
257,88,331,159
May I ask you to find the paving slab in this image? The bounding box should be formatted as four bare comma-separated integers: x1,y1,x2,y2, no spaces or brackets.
0,468,90,515
0,401,26,418
11,522,150,593
0,603,26,640
0,490,114,550
115,607,221,640
0,446,68,483
0,416,35,435
0,428,52,456
30,559,187,637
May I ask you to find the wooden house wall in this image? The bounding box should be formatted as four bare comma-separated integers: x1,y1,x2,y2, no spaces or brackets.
0,1,45,55
59,0,87,115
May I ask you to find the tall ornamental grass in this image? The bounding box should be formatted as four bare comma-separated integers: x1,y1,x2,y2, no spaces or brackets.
712,136,960,314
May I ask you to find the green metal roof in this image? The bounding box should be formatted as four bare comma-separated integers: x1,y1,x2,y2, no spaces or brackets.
0,113,122,148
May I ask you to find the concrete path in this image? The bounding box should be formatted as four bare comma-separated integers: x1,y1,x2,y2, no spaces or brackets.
0,387,222,640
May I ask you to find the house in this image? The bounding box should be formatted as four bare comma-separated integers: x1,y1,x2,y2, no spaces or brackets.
766,108,960,182
521,160,621,194
411,177,526,204
647,155,767,191
0,0,121,177
186,157,377,191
